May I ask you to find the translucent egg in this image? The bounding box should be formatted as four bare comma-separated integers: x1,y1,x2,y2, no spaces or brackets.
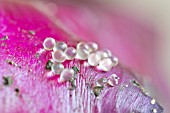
99,58,113,71
58,68,74,83
76,42,90,60
96,51,108,60
53,42,67,51
102,49,112,57
77,42,89,51
107,74,119,86
65,47,77,60
110,56,119,67
76,48,90,60
88,53,100,66
51,63,64,74
52,50,66,62
43,37,56,50
87,42,98,53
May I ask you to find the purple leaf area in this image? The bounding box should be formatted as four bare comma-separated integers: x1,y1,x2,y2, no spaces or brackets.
0,1,164,113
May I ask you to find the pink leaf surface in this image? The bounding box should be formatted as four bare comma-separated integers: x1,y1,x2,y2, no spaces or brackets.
0,1,164,113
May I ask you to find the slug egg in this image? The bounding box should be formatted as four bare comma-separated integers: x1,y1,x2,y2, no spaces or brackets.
96,50,108,60
65,47,77,60
88,53,100,66
43,37,56,50
76,42,91,60
103,49,112,57
110,56,119,67
58,68,74,83
87,42,98,53
51,63,64,74
107,74,119,86
76,48,90,60
99,57,113,71
53,42,67,51
52,50,66,63
77,42,89,51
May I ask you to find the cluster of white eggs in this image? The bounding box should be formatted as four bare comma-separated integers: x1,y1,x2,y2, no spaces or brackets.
43,37,119,82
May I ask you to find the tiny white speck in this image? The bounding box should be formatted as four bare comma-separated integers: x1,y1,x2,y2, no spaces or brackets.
152,108,157,113
151,99,156,104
